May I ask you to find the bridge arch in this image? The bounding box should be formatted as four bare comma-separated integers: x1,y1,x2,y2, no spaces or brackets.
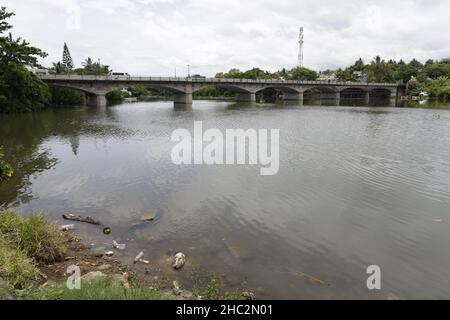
339,87,369,106
369,88,393,106
303,86,340,106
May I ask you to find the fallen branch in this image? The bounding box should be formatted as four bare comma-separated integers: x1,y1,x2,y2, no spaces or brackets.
62,214,111,234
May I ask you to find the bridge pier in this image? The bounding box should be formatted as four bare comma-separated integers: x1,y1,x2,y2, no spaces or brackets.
389,91,398,107
283,92,304,105
364,91,370,106
334,92,341,106
87,94,107,107
174,93,193,108
235,92,256,103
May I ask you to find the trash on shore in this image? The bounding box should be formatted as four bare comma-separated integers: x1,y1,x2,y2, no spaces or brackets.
60,224,75,231
172,252,186,270
141,209,157,222
62,213,111,234
112,240,126,250
105,251,114,257
133,251,149,264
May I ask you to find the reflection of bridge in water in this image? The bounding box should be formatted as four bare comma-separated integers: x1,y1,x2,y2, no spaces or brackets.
38,75,405,108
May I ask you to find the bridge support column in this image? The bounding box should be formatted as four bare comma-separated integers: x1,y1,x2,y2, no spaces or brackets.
87,94,107,107
174,93,193,108
334,92,341,106
235,92,256,103
389,91,397,107
283,92,303,105
364,91,370,106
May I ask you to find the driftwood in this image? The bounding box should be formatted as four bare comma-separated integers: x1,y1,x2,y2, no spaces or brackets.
62,214,111,234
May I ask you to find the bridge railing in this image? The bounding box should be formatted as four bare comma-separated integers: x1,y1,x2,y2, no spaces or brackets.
37,74,400,87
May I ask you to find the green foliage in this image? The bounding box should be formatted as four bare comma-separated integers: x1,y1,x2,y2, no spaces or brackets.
106,90,128,104
80,57,111,75
50,86,85,107
0,7,51,113
423,61,450,80
0,7,47,69
0,210,66,264
128,85,149,98
0,62,51,113
422,76,450,100
23,277,171,300
285,67,318,81
216,66,318,81
193,85,234,98
49,61,72,75
192,275,243,300
335,68,358,81
0,235,39,289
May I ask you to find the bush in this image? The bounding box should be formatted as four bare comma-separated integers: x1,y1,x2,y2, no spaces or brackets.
0,63,51,113
50,86,85,107
0,235,39,289
0,210,66,264
106,90,127,104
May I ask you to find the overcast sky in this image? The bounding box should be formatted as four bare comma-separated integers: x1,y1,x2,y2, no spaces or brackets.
3,0,450,76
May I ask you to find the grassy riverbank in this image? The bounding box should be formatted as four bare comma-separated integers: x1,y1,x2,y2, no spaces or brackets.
0,210,248,300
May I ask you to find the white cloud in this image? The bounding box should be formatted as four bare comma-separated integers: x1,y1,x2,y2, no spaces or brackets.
3,0,450,76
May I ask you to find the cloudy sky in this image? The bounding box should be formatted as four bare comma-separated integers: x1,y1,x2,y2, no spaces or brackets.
3,0,450,76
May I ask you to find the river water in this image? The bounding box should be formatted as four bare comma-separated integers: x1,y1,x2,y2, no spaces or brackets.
1,101,450,299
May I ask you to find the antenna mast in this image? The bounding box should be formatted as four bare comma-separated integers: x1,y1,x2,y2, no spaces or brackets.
298,27,304,68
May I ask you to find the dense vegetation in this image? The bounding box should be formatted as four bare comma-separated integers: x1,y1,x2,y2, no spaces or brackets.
0,7,51,113
0,210,66,289
333,56,450,100
0,7,124,113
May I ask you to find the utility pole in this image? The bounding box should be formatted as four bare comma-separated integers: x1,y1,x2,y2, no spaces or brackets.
175,67,177,78
187,64,191,78
298,27,304,68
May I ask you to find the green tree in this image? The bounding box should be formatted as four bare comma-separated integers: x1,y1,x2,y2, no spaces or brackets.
0,7,47,68
335,68,358,81
0,62,51,113
50,61,71,75
286,67,318,81
129,85,149,98
0,7,51,113
365,56,395,83
423,61,450,80
81,57,111,75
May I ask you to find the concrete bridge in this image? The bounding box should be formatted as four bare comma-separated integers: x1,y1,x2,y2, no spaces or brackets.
38,74,405,108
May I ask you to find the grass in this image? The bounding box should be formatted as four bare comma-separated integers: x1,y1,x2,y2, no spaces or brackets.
0,210,66,291
0,235,40,289
191,274,244,300
0,210,66,264
23,277,172,300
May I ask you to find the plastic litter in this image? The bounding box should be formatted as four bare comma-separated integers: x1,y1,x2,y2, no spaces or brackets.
60,224,75,231
112,240,126,250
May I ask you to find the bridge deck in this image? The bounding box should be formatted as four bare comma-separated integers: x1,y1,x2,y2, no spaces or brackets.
38,74,400,87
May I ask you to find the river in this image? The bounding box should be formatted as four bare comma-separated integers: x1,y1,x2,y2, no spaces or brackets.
1,100,450,299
